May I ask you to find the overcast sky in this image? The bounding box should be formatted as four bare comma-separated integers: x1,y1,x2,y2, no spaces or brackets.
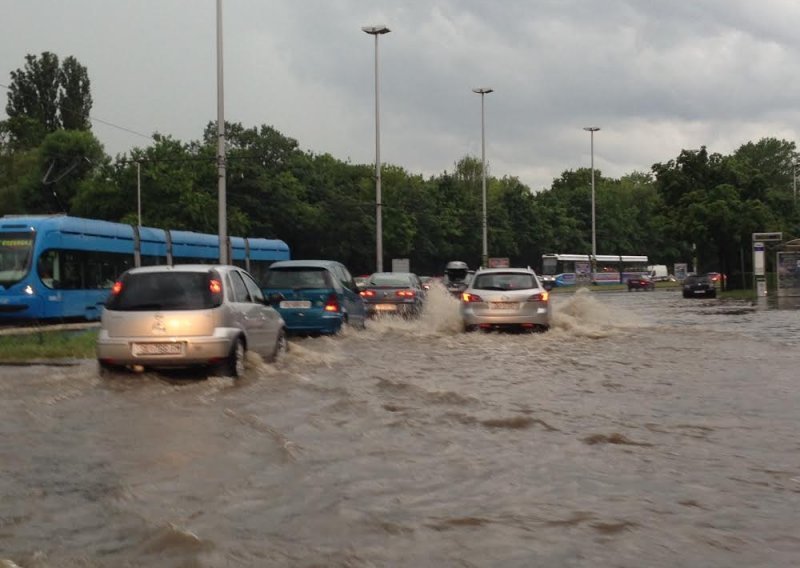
3,0,800,191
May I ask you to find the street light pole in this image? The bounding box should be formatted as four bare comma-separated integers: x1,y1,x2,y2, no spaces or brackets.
793,156,797,207
583,127,600,258
473,87,493,268
216,0,228,264
362,24,390,272
136,160,141,227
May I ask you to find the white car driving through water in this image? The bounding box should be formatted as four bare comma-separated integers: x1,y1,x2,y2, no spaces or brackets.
460,266,551,332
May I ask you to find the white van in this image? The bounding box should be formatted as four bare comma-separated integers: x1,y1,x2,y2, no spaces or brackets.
647,264,671,282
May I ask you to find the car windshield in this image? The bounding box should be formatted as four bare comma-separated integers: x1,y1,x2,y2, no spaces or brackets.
106,271,218,311
264,267,331,289
445,269,468,282
0,231,34,287
368,273,412,287
472,272,536,290
685,276,709,284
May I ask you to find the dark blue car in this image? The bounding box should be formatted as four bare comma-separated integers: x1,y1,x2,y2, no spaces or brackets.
262,260,367,335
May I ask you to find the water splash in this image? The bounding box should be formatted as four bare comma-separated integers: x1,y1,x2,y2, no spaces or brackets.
366,284,464,337
551,289,643,338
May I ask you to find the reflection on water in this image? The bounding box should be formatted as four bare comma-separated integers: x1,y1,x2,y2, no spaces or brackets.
1,288,799,567
761,294,800,311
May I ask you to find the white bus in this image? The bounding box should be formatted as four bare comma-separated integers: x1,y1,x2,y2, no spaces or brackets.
540,253,649,287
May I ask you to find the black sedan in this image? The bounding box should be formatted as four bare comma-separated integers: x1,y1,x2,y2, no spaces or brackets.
682,274,717,298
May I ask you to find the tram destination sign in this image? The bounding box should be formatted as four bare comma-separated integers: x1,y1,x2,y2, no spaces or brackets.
752,232,782,242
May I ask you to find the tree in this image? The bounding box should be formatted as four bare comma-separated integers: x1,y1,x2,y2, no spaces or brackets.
18,129,106,214
59,56,93,131
3,52,92,148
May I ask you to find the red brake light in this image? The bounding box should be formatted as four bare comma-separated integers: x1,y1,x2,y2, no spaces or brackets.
462,292,482,303
111,281,123,295
396,290,415,298
324,293,340,312
209,279,223,294
527,291,549,302
360,289,376,298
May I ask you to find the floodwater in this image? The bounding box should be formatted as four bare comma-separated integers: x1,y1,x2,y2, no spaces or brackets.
1,286,799,567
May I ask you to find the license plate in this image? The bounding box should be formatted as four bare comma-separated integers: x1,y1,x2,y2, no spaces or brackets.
489,302,519,310
693,290,706,294
132,342,183,356
374,303,397,311
280,300,311,309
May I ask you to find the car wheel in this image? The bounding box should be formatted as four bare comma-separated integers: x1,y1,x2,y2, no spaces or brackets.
218,338,246,377
682,292,690,298
628,287,633,292
708,291,717,299
269,328,288,362
464,324,478,332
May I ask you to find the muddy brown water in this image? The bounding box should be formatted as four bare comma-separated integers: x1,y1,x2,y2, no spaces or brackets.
1,287,799,567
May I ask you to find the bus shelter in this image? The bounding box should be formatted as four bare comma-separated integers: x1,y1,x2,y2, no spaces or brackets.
776,238,800,297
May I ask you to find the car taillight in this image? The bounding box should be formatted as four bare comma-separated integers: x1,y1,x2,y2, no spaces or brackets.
396,290,415,298
209,279,223,294
324,293,340,312
462,292,482,303
111,281,123,295
527,291,549,302
360,289,376,298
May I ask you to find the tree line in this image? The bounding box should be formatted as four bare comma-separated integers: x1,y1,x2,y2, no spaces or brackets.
2,52,798,284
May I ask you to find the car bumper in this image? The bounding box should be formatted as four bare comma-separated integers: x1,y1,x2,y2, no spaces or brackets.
461,306,550,328
96,333,233,368
365,302,420,316
277,308,344,334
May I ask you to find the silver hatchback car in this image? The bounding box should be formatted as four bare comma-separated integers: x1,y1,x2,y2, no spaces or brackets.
460,267,551,332
96,265,287,376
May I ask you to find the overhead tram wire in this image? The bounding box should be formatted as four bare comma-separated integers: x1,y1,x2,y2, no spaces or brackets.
0,83,335,167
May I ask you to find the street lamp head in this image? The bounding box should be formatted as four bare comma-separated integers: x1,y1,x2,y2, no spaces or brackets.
472,87,494,94
583,126,600,132
362,25,390,35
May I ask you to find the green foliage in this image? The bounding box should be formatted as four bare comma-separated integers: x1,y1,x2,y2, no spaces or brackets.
0,67,796,282
3,52,93,149
0,329,97,361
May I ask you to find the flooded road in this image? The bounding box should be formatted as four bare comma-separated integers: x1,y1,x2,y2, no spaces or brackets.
1,287,799,567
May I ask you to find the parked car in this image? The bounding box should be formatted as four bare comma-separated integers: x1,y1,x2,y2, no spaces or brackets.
360,272,426,317
96,264,287,377
262,260,367,335
627,274,656,291
460,267,551,332
682,274,717,298
707,272,726,285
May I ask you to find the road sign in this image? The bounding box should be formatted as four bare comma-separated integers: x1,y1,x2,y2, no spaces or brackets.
391,258,410,273
752,232,782,242
754,242,765,276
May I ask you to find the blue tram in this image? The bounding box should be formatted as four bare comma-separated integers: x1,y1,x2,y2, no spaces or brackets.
0,215,290,321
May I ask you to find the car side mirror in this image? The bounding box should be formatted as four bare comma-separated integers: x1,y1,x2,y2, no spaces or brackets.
268,292,285,305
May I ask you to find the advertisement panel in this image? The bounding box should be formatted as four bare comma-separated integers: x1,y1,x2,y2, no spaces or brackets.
776,251,800,297
674,263,688,280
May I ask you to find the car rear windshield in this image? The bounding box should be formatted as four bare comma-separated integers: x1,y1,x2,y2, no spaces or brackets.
367,274,412,287
106,271,219,311
263,267,332,289
472,272,536,290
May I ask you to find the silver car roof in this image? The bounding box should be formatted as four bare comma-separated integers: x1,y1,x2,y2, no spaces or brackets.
122,264,233,275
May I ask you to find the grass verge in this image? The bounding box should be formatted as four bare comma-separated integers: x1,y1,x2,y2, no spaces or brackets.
0,329,98,361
